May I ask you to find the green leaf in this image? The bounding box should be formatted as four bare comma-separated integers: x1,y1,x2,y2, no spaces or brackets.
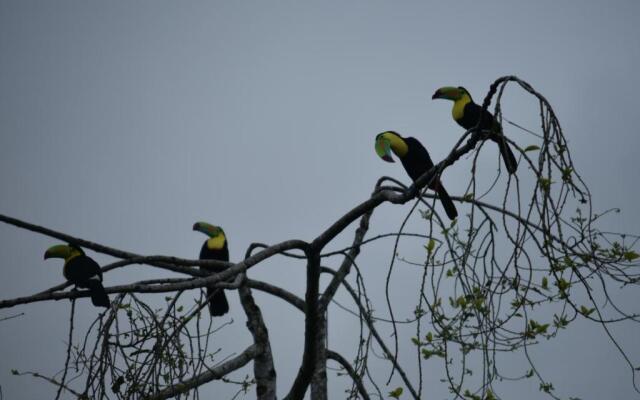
536,323,549,334
419,209,433,220
579,305,595,316
463,192,474,201
425,239,435,254
539,382,554,393
11,369,19,375
553,314,569,329
421,348,433,359
426,332,433,342
624,251,639,262
524,145,540,152
555,278,570,292
389,387,403,399
541,276,548,290
538,178,552,192
562,167,574,182
463,390,482,400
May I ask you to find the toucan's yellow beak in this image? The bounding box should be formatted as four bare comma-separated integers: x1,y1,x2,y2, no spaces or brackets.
432,89,444,99
193,221,221,237
44,244,73,260
375,136,395,163
432,86,459,100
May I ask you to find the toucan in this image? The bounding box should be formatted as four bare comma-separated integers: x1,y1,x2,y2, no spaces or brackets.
432,86,518,174
375,131,458,220
193,222,230,316
44,244,110,308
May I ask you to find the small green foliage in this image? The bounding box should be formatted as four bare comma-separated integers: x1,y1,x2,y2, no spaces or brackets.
419,209,433,220
463,192,474,201
411,337,421,346
624,251,639,262
426,331,433,342
553,314,569,329
563,255,576,269
579,305,595,317
525,319,549,338
11,369,19,375
425,239,435,254
524,145,540,152
421,348,445,359
463,390,481,400
511,297,524,310
538,177,552,192
539,382,554,393
541,276,549,290
555,278,570,292
562,167,574,182
389,387,403,399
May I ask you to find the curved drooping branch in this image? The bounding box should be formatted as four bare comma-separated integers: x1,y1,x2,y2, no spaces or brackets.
327,350,371,400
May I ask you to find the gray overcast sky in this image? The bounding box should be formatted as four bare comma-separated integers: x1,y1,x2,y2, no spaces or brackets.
1,1,639,399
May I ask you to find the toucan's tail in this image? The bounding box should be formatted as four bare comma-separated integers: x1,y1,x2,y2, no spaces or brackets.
86,280,110,308
493,134,518,174
437,185,458,221
207,287,229,316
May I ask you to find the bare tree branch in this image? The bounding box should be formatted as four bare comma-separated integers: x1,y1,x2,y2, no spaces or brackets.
143,344,259,400
327,350,371,400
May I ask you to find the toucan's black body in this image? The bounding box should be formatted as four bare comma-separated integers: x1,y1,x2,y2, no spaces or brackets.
401,137,458,220
64,254,110,308
455,101,518,174
199,241,230,316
